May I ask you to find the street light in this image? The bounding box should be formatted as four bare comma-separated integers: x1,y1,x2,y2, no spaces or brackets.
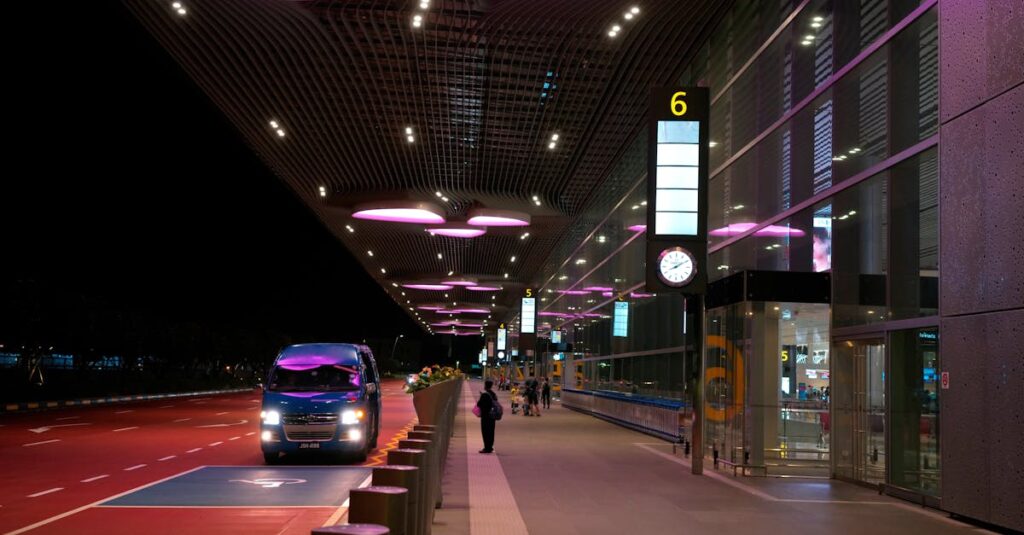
391,334,405,368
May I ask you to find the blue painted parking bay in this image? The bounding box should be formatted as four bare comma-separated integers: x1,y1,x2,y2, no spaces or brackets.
101,466,372,507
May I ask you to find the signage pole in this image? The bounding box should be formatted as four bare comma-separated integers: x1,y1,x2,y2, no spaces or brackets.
691,294,704,475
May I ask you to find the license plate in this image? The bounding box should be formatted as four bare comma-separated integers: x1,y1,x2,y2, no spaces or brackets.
298,442,320,449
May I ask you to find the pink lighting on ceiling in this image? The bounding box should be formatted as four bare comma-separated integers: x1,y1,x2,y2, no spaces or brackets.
558,290,591,295
602,291,614,297
627,224,647,232
538,311,570,317
452,307,489,314
426,224,487,238
582,313,604,318
630,292,655,298
417,304,444,310
351,200,446,224
431,321,456,327
582,286,614,292
467,285,501,292
709,222,806,237
403,283,454,291
467,208,531,227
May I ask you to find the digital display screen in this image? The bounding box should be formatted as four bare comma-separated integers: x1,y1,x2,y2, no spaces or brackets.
551,330,562,344
520,297,536,334
497,328,507,351
613,301,629,337
654,120,701,236
813,215,832,272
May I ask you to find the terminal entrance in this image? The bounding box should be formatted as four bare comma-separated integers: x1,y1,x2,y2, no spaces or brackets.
704,299,831,477
832,337,886,486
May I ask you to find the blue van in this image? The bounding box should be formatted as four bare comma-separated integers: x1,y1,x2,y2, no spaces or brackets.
260,343,381,463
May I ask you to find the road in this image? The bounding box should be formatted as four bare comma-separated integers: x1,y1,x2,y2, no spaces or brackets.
0,379,415,534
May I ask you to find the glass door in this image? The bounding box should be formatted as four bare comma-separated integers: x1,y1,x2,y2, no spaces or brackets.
832,337,886,485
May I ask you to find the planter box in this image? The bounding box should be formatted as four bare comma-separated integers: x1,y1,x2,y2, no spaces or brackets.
412,378,461,426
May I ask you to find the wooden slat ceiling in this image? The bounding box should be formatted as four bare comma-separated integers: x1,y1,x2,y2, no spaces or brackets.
124,0,723,334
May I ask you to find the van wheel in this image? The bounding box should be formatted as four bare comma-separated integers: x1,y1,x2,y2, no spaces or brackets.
263,452,279,465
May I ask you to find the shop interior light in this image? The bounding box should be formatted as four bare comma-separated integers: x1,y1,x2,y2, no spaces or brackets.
352,201,446,224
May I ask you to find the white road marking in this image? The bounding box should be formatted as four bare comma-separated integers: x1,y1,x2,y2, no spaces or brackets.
158,455,177,461
323,473,373,526
124,464,147,471
81,475,109,483
215,411,229,415
245,406,259,410
29,423,91,434
56,416,80,421
24,439,61,447
249,399,259,402
209,441,223,447
113,426,139,432
195,419,248,428
173,418,191,423
244,432,256,436
6,466,206,535
114,410,133,414
27,488,64,498
186,448,202,453
228,436,240,441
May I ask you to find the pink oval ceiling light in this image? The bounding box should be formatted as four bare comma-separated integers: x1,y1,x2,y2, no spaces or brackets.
627,224,647,232
402,283,454,291
467,285,501,291
582,286,614,292
467,208,531,227
426,223,487,238
352,200,446,224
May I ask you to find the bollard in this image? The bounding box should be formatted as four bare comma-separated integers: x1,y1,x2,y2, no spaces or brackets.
373,465,421,535
312,524,390,535
407,431,441,508
388,448,429,535
413,425,445,465
399,438,438,509
348,486,408,535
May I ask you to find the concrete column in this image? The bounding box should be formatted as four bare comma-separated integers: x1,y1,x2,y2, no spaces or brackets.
747,302,780,468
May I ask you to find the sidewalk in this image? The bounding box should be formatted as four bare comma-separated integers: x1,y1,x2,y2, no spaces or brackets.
435,380,993,535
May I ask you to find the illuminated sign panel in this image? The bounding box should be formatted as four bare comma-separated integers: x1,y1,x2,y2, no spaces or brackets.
551,330,562,344
646,87,710,294
497,328,507,351
520,297,536,334
613,301,629,337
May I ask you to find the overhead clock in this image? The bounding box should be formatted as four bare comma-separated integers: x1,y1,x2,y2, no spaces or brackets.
656,246,696,287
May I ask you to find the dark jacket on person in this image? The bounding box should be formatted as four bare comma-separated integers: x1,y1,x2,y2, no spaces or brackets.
477,389,497,420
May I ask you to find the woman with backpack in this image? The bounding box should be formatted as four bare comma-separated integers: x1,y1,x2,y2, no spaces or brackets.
475,379,502,453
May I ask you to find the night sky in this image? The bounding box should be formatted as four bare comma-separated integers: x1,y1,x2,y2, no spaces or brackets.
4,1,481,367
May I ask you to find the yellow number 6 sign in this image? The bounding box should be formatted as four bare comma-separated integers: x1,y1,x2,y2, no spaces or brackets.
670,91,687,116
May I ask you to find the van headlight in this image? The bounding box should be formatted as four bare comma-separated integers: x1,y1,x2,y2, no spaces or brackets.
262,410,281,425
341,409,364,425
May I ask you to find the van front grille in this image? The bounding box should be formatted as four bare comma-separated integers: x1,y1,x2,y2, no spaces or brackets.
283,424,337,442
282,413,339,425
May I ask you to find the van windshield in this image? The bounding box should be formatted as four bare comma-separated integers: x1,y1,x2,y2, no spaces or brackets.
268,364,361,392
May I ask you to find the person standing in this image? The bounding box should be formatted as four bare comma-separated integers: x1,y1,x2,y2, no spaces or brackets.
476,380,499,453
541,377,551,409
527,378,541,416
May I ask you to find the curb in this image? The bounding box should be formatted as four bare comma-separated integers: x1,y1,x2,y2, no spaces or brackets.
1,388,255,413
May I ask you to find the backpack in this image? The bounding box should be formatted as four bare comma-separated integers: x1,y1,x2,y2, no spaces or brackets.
488,391,503,420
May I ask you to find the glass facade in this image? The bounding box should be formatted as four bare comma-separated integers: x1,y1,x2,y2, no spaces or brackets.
511,0,941,500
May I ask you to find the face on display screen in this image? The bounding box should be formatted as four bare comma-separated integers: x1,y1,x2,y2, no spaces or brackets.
812,216,832,272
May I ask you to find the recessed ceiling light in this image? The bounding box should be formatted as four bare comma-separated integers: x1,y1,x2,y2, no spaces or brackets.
407,135,415,143
367,250,374,256
345,225,355,233
276,129,286,137
435,191,442,197
624,12,633,19
380,268,387,274
447,271,455,276
631,6,640,14
520,232,530,240
437,253,443,260
812,16,823,22
318,186,327,197
413,14,423,21
269,120,279,129
504,273,509,279
612,25,621,32
412,19,422,28
405,127,414,135
608,31,617,37
548,141,557,149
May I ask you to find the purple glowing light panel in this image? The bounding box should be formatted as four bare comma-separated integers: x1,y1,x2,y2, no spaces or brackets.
466,208,531,227
427,226,486,238
558,290,591,295
353,209,445,224
403,283,454,291
467,285,501,292
435,307,490,314
709,222,805,237
628,224,647,233
582,286,614,292
417,304,444,310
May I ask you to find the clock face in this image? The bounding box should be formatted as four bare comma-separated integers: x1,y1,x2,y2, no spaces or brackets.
657,247,696,287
